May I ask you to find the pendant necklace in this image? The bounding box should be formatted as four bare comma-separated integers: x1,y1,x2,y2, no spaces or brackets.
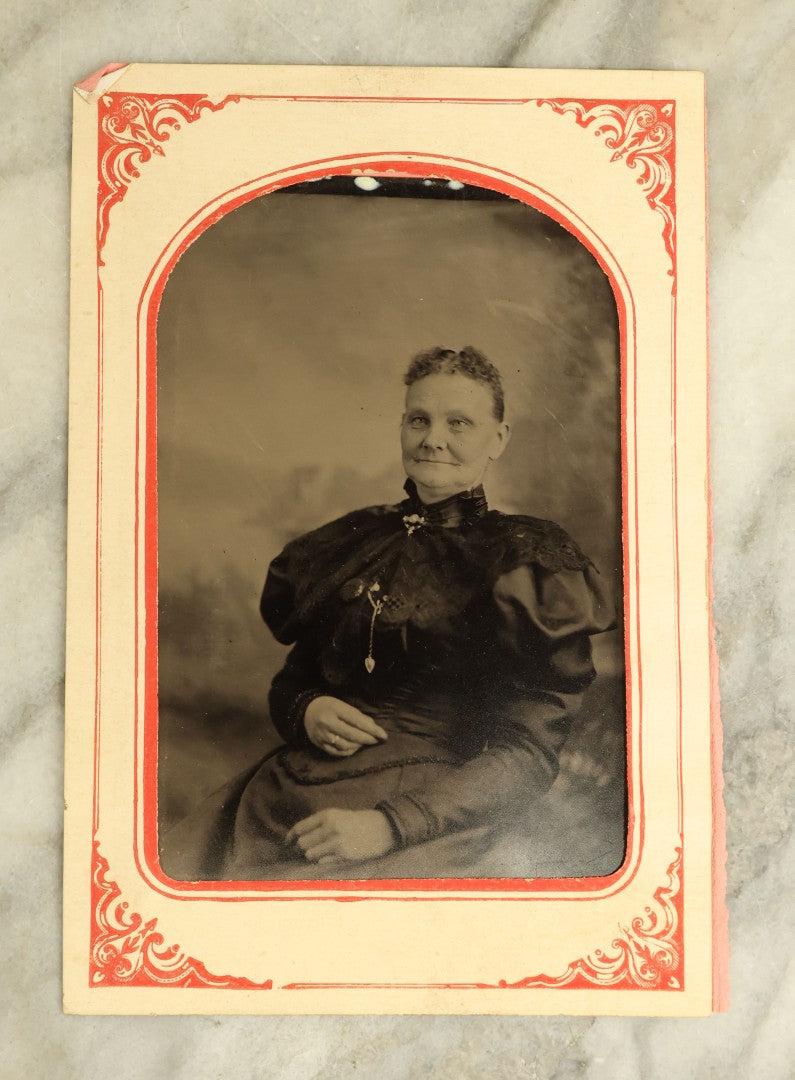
363,508,425,672
365,582,389,673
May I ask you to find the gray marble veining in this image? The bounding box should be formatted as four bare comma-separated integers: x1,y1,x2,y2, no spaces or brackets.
2,0,794,1075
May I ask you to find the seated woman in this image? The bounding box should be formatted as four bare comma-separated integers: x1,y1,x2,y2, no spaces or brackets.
163,347,615,881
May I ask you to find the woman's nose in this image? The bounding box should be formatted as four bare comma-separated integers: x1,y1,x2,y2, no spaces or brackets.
420,424,447,450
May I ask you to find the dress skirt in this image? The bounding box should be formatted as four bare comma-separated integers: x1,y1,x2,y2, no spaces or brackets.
161,745,496,883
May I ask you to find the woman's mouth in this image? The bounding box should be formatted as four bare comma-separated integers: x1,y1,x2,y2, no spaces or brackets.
413,458,459,466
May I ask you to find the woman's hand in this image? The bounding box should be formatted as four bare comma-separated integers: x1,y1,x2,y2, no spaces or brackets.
303,695,388,757
286,809,396,865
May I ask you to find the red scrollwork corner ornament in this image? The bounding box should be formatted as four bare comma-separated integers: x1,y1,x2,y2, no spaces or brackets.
538,99,676,279
96,93,240,262
89,843,272,989
496,845,684,991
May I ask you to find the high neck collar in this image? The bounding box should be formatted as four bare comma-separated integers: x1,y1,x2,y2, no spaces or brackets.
402,478,488,528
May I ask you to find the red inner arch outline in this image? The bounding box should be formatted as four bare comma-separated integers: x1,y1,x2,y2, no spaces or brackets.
135,157,639,898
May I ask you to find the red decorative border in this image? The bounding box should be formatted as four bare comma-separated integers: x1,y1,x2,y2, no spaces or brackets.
90,843,272,988
134,152,641,899
97,94,677,276
89,92,686,993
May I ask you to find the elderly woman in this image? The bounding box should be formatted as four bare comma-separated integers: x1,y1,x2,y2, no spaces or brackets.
164,347,615,881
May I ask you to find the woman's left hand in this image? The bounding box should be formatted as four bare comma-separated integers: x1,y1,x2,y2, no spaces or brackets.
286,809,396,865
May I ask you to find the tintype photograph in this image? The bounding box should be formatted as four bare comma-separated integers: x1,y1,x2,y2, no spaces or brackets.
156,174,627,883
65,65,716,1015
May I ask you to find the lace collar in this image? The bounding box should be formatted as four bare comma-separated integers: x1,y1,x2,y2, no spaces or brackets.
401,478,488,529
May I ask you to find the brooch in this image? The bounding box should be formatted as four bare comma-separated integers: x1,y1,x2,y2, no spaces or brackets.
402,513,427,536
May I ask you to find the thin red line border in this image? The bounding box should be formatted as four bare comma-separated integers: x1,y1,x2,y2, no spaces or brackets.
123,150,650,903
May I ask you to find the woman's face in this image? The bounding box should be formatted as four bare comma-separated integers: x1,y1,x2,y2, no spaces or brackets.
401,373,510,503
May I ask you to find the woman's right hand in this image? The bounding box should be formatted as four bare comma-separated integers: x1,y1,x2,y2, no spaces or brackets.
303,696,388,758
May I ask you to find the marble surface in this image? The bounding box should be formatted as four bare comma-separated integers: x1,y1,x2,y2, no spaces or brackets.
2,0,794,1075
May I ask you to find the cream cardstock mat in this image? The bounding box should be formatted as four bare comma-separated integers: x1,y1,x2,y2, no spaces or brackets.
64,65,721,1015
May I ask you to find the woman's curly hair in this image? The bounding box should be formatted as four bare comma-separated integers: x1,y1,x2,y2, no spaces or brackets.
404,346,505,422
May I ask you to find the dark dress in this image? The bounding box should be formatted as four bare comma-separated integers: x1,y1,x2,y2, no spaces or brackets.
163,481,615,881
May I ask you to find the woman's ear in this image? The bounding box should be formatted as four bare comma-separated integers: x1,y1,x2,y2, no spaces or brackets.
489,422,511,461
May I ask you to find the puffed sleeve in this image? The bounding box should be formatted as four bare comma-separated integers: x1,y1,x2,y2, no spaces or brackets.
376,562,616,848
259,550,329,747
492,563,615,693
